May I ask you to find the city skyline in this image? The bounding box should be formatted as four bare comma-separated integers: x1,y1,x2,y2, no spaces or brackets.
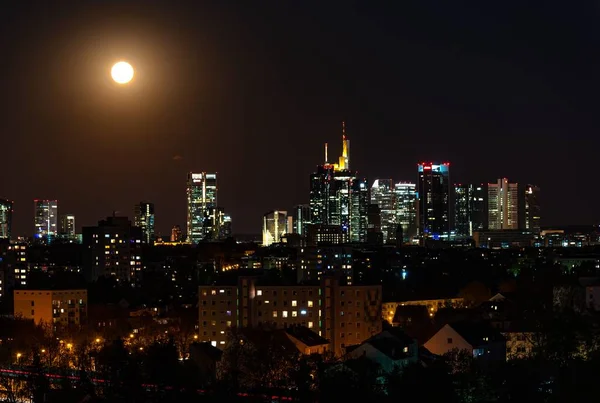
1,2,597,235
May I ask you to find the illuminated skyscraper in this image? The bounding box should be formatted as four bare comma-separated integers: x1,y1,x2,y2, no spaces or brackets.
186,172,218,243
309,123,368,243
371,179,395,244
394,182,418,243
134,201,155,244
292,204,311,235
262,210,287,246
524,185,541,234
33,199,58,242
454,184,488,237
171,225,183,242
60,214,76,237
488,178,519,230
417,163,450,239
0,199,13,239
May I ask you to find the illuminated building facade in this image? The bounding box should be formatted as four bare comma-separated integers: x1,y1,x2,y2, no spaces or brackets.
524,185,541,234
171,225,183,242
34,199,58,243
309,123,368,243
60,214,76,237
370,179,395,244
186,172,218,243
82,216,143,284
217,209,232,239
14,289,87,330
488,178,519,230
134,201,155,244
394,182,418,242
292,204,311,236
417,163,450,240
0,199,13,239
454,184,488,237
198,276,382,356
262,210,288,246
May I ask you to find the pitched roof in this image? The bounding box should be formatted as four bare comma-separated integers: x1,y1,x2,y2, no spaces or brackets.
448,321,505,347
368,337,411,360
285,326,329,347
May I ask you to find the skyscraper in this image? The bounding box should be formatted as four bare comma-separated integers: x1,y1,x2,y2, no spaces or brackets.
33,199,58,242
0,199,13,239
60,214,76,237
186,172,218,243
417,163,450,239
262,210,287,246
394,182,418,243
309,123,368,243
134,202,155,244
292,204,311,236
524,185,541,234
370,179,395,244
454,184,472,237
488,178,519,230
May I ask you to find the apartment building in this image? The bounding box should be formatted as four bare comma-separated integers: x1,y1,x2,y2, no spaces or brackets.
199,276,382,356
14,289,87,330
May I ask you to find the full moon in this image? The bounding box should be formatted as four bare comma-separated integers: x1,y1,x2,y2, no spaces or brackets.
111,61,134,84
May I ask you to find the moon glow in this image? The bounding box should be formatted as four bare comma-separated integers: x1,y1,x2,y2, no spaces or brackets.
111,61,134,84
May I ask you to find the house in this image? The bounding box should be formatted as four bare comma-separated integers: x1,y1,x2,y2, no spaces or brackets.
284,325,330,355
424,321,506,361
346,327,418,373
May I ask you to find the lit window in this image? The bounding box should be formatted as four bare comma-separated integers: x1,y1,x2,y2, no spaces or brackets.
300,310,307,315
292,300,297,307
308,321,313,328
292,311,297,317
283,311,288,318
272,311,278,318
211,290,216,295
308,301,313,307
257,290,263,296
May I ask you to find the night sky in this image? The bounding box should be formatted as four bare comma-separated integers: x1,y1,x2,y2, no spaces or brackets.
1,1,599,236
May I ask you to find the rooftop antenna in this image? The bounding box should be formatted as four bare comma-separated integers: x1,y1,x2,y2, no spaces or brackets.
324,143,328,164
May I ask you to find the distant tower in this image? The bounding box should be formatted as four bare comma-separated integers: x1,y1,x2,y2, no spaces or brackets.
60,214,76,237
134,201,155,244
33,199,58,243
262,210,287,246
0,199,13,240
186,172,218,243
171,225,182,242
309,122,367,243
417,163,450,240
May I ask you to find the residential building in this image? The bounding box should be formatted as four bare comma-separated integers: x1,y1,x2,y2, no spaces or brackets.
382,298,465,322
82,216,143,284
14,289,87,330
198,276,382,356
59,214,76,238
346,328,419,373
424,321,506,361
